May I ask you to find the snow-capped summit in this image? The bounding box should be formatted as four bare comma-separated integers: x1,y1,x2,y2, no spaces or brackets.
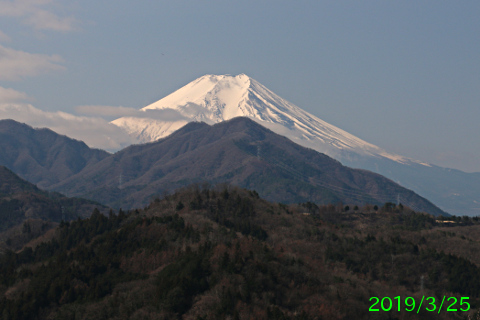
143,74,254,121
112,74,414,164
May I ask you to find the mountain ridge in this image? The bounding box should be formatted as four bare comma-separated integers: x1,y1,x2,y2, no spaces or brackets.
54,117,446,216
0,119,110,189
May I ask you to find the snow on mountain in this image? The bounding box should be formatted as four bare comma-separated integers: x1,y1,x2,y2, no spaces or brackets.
112,74,422,166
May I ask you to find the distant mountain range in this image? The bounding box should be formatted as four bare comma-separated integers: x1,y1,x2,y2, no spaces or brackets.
111,74,479,216
0,118,446,215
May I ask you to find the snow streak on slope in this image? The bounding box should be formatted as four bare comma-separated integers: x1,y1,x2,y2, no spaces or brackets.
112,117,188,145
112,74,425,165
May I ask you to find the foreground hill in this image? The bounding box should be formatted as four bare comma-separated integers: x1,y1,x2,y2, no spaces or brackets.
0,185,477,319
55,117,446,216
0,119,110,189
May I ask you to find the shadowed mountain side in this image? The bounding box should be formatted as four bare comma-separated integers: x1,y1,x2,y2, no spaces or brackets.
0,119,110,189
0,166,105,232
0,164,41,195
52,118,447,216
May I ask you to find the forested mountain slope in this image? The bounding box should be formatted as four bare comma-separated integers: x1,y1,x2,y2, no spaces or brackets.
0,185,477,320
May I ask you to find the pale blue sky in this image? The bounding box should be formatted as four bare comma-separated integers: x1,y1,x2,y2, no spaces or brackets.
0,1,479,172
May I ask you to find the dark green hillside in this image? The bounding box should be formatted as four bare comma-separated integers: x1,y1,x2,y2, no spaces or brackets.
0,184,477,319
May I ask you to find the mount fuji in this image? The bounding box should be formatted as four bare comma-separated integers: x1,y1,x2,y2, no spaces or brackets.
112,74,480,216
113,74,412,163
